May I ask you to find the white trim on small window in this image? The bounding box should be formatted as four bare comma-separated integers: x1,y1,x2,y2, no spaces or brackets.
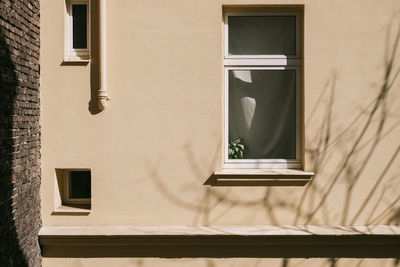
65,0,90,61
224,11,302,170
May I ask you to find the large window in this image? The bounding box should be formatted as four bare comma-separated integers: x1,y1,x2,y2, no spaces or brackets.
224,11,302,169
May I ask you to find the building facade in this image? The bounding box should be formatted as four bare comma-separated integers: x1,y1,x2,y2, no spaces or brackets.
2,0,400,266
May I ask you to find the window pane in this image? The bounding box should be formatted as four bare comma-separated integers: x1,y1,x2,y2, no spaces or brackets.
228,16,296,56
72,4,87,49
69,170,91,199
228,69,296,159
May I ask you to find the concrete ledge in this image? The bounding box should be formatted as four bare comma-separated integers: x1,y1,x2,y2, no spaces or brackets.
206,169,314,186
39,225,400,258
62,59,90,65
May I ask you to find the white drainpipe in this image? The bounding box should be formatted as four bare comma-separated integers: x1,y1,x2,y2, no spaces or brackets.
98,0,109,110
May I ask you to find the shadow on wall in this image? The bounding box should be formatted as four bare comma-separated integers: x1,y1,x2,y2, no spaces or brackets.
0,27,29,266
145,12,400,265
88,0,101,115
150,13,400,226
41,10,400,267
63,0,101,115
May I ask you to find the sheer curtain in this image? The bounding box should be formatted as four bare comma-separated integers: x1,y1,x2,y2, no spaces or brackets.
229,70,296,159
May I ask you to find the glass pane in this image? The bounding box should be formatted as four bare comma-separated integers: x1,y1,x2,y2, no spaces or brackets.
228,16,296,55
228,69,296,159
72,4,87,49
69,170,91,199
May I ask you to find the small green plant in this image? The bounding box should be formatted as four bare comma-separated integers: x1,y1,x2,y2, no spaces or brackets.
228,138,246,159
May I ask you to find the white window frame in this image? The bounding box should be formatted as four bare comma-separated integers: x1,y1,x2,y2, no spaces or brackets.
65,0,90,60
224,11,302,169
63,169,91,205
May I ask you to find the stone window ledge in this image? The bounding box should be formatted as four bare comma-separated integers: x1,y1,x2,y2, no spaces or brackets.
52,205,90,215
206,169,314,186
61,58,90,65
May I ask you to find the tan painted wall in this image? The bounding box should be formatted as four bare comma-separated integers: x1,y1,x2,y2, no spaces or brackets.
41,0,400,265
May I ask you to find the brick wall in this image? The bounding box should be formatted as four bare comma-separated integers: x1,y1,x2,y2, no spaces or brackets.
0,0,41,266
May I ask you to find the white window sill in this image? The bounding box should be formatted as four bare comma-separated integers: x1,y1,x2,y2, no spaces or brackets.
52,204,91,215
206,169,314,186
62,58,90,65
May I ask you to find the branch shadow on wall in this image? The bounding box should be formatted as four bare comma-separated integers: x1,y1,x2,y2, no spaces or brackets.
296,14,400,226
42,12,400,264
143,14,400,262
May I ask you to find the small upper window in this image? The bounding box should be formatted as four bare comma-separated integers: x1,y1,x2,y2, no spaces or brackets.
228,15,297,56
65,0,90,60
72,4,88,49
224,11,302,169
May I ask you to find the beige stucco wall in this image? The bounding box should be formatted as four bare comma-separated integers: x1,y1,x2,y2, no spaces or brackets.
41,0,400,265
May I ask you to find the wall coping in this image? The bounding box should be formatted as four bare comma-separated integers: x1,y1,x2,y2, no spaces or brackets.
39,225,400,237
39,225,400,258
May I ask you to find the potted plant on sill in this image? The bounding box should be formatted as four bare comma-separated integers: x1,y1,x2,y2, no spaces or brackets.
228,138,246,159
